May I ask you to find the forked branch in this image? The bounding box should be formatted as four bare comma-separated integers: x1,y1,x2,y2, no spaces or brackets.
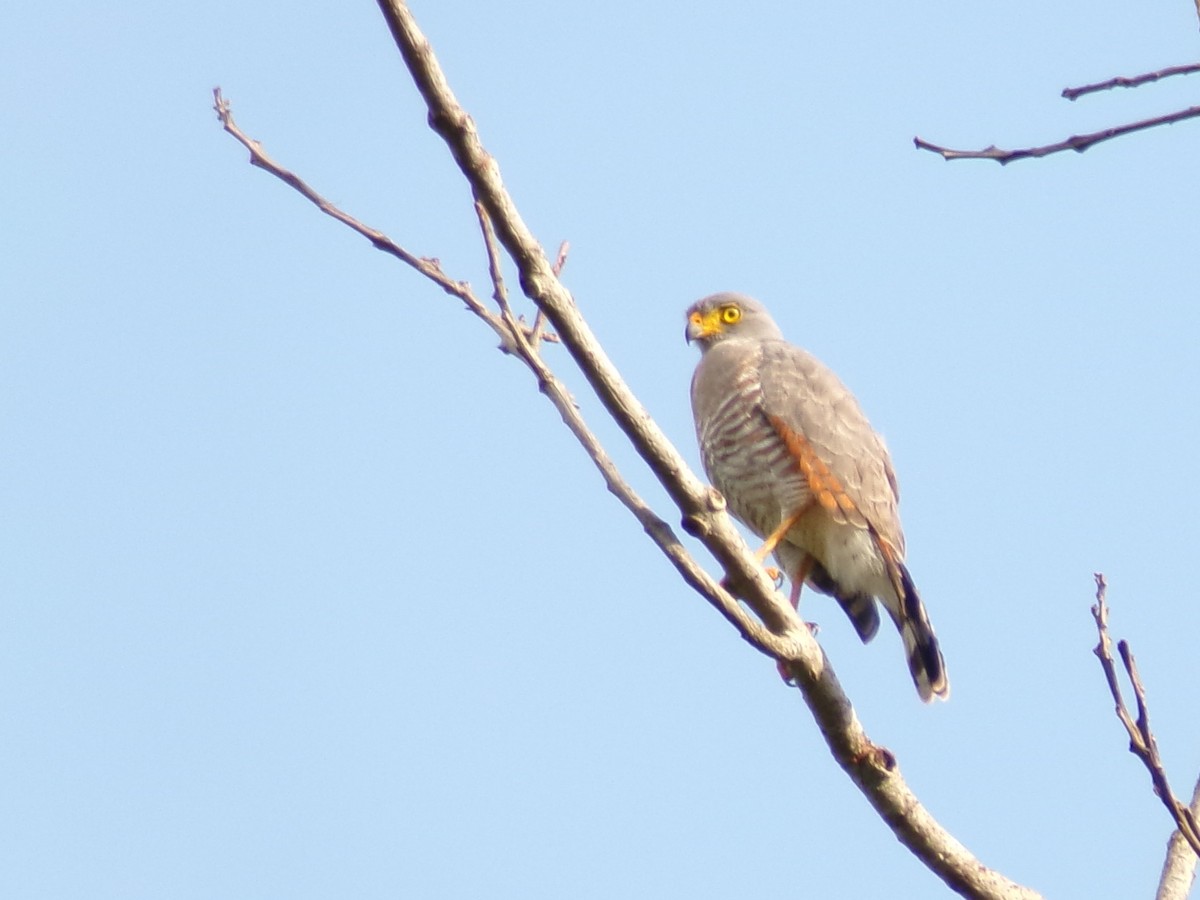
212,88,787,663
214,2,1043,894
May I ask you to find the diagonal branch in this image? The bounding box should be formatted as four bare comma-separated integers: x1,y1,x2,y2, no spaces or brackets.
1091,575,1200,861
212,88,793,665
373,3,798,638
469,200,800,656
211,87,515,348
1062,62,1200,101
914,105,1200,164
368,2,1041,897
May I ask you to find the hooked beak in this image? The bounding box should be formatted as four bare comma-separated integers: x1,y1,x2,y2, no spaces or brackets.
685,309,722,344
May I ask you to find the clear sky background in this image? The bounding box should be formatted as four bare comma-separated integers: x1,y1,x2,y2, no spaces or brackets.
4,2,1200,897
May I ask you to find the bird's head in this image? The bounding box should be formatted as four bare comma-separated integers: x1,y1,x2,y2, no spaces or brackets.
685,292,783,349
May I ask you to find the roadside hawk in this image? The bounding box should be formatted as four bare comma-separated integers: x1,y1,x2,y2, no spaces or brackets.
686,292,948,701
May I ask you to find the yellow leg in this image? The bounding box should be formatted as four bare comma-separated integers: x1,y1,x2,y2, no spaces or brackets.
788,555,813,611
777,554,817,686
722,507,806,601
754,508,806,562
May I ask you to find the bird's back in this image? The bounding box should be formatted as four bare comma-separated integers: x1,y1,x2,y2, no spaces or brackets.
692,338,901,538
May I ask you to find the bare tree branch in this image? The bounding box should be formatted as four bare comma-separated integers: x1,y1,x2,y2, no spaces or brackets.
212,88,792,666
1062,62,1200,101
212,87,559,354
914,105,1200,164
214,5,1043,895
916,13,1200,164
365,3,1041,897
212,87,510,345
372,3,800,638
469,201,809,655
1157,775,1200,900
1092,574,1200,862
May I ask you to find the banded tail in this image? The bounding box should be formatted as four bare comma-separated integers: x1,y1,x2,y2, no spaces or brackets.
893,561,949,702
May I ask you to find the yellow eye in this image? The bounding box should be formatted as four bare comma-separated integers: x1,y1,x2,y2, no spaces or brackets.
720,306,741,324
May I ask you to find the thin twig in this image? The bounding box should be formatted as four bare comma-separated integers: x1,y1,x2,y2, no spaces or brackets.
915,105,1200,164
551,240,570,276
213,87,797,671
1062,62,1200,101
475,198,518,324
528,240,569,348
212,88,511,345
1092,574,1200,859
213,88,563,354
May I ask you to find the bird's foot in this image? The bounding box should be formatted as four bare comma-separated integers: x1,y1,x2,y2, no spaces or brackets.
719,566,785,597
766,566,784,589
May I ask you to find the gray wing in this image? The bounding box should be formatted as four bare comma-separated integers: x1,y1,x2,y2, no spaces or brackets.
757,341,905,556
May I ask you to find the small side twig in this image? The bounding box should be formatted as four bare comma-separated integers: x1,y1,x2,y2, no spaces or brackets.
475,198,517,324
526,241,567,351
213,86,795,671
527,240,569,348
212,87,511,346
1062,62,1200,101
551,240,570,276
212,87,560,355
1091,574,1200,859
915,105,1200,164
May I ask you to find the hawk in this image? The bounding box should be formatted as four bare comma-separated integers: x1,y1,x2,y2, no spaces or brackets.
686,292,948,701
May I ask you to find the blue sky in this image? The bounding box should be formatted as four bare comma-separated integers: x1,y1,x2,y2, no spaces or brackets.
5,2,1200,897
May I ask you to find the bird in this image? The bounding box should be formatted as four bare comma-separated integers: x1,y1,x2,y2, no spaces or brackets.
685,292,948,701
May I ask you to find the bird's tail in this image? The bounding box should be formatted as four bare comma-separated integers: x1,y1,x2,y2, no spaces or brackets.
891,562,949,702
806,558,881,643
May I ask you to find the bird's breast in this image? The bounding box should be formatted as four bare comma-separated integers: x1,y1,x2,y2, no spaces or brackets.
693,361,810,536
